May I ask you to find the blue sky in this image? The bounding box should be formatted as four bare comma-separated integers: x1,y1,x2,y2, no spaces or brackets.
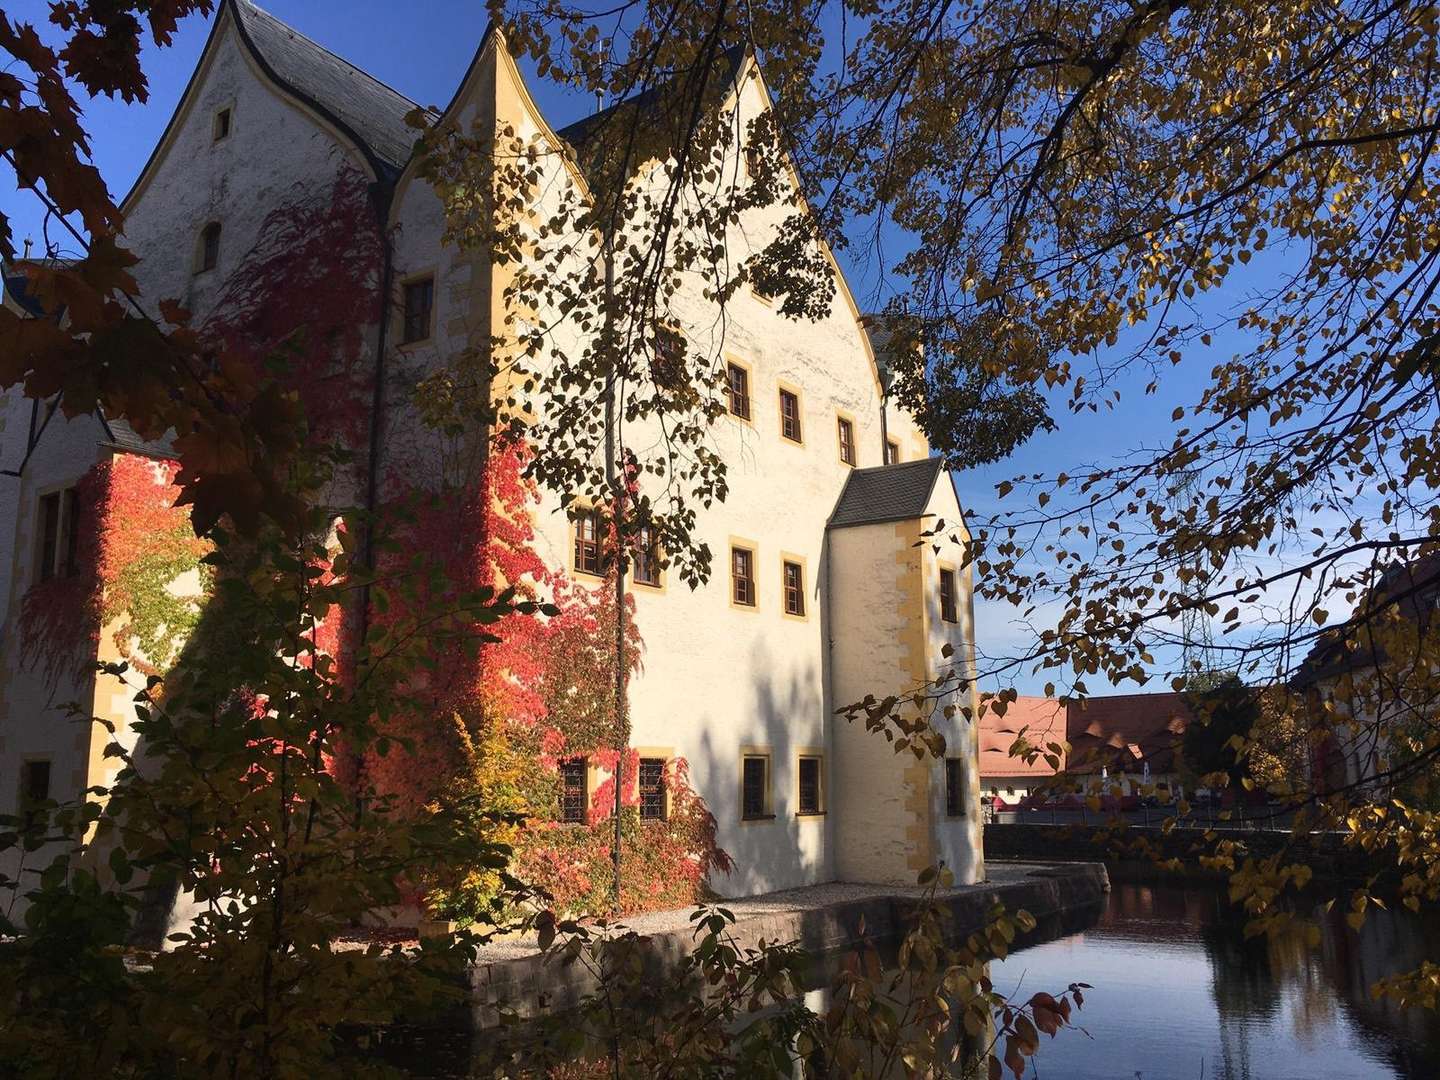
2,0,1246,694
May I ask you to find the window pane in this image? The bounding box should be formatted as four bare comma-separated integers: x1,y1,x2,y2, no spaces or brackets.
732,547,754,606
639,757,666,820
784,561,804,616
403,278,434,344
885,440,900,465
838,418,855,465
633,526,660,585
779,389,801,442
798,757,821,814
575,511,601,575
945,758,963,817
727,363,750,419
560,758,587,823
201,223,221,272
38,492,59,583
940,568,957,623
62,487,80,577
742,756,767,818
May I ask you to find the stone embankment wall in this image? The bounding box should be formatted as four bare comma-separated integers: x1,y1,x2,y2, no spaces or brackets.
464,863,1109,1029
984,823,1380,882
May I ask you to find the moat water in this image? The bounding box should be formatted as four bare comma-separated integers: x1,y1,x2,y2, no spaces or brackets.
993,878,1440,1079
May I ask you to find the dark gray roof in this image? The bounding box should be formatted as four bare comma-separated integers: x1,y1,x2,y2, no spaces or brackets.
3,269,44,316
99,414,178,460
232,0,430,183
556,44,747,189
828,457,945,529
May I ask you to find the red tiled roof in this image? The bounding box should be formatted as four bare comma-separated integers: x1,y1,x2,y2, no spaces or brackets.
978,696,1067,778
1064,691,1193,775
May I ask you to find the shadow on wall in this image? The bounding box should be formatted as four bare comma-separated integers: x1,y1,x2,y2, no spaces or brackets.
685,646,827,899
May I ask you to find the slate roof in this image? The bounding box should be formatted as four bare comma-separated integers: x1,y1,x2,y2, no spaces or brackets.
555,44,747,188
232,0,430,183
98,414,178,461
827,457,945,529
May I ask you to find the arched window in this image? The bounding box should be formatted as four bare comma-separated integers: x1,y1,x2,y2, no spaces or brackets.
198,222,221,273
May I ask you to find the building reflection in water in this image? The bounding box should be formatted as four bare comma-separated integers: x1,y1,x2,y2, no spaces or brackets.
985,878,1440,1080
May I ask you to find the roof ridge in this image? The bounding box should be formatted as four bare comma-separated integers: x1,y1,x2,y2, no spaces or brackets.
235,0,423,112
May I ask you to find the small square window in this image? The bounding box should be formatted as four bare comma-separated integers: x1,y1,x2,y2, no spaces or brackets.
574,509,602,576
559,758,588,823
939,568,958,624
402,277,434,344
726,361,751,420
731,546,756,607
742,755,769,819
639,757,666,820
633,525,661,586
779,388,802,443
213,107,232,141
838,417,856,465
885,439,900,465
946,758,964,817
783,560,804,617
798,755,823,815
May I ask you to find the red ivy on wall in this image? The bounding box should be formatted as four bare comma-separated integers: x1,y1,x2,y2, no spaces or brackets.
20,454,210,684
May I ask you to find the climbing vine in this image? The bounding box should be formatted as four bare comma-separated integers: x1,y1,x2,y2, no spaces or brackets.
20,453,211,683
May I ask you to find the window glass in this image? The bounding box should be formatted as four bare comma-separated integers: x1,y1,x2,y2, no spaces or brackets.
732,547,755,606
214,108,231,141
633,525,660,586
560,758,587,823
726,362,751,419
783,560,804,616
779,389,802,442
402,277,434,344
946,758,963,816
940,567,958,623
838,417,856,465
639,757,666,820
742,755,768,818
199,222,221,273
798,756,822,815
574,510,602,575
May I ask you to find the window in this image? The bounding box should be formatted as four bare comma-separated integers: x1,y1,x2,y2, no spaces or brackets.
574,509,602,576
633,525,661,587
559,758,588,823
742,755,770,819
731,546,756,607
213,107,232,141
885,439,900,465
783,560,804,617
779,388,802,442
838,417,856,465
36,487,79,584
798,755,823,815
199,222,221,273
19,759,50,820
639,757,667,820
402,276,434,344
726,361,751,420
939,567,958,623
945,758,964,817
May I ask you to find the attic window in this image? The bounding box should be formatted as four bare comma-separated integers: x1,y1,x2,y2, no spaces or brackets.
213,107,232,142
402,276,434,344
198,222,221,274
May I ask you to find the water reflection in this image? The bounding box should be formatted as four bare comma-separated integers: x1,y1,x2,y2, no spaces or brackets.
992,879,1440,1079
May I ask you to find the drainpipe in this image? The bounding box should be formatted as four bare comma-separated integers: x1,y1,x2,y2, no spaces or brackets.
354,228,395,816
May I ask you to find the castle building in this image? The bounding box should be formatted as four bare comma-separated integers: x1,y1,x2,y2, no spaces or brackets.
0,0,982,902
